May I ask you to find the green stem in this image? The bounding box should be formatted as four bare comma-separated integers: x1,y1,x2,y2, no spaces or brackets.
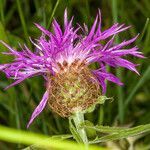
0,0,5,26
16,0,31,48
47,0,60,29
72,111,88,147
112,0,124,124
98,105,104,125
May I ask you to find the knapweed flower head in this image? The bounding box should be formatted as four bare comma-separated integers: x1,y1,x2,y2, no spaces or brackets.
0,9,144,127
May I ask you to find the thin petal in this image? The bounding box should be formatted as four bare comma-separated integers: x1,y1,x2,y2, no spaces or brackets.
5,78,26,90
64,8,68,28
52,19,63,41
92,69,123,94
0,40,20,56
4,72,42,90
0,64,9,70
27,91,49,128
34,23,52,37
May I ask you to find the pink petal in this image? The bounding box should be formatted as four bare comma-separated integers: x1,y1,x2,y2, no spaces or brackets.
27,90,49,128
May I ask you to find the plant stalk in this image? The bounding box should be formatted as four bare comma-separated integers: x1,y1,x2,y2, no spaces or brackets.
72,111,88,148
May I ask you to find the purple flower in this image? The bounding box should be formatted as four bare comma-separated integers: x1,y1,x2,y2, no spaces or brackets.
0,9,144,127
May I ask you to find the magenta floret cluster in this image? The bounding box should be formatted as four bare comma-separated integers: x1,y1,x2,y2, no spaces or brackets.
0,10,144,127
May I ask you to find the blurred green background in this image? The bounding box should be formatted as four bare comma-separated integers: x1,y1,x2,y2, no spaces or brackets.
0,0,150,149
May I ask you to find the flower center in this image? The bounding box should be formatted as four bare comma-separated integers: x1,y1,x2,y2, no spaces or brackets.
47,59,100,117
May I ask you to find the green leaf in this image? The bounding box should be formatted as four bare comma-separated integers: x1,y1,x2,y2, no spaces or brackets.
85,96,111,113
0,125,105,150
86,124,150,143
83,125,127,134
84,121,97,139
23,134,73,150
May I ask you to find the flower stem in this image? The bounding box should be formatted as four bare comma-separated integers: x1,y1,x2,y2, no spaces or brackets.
72,111,88,148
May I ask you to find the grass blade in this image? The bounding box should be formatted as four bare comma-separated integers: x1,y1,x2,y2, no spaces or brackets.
0,125,105,150
125,66,150,108
16,0,31,48
47,0,60,29
111,0,124,124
